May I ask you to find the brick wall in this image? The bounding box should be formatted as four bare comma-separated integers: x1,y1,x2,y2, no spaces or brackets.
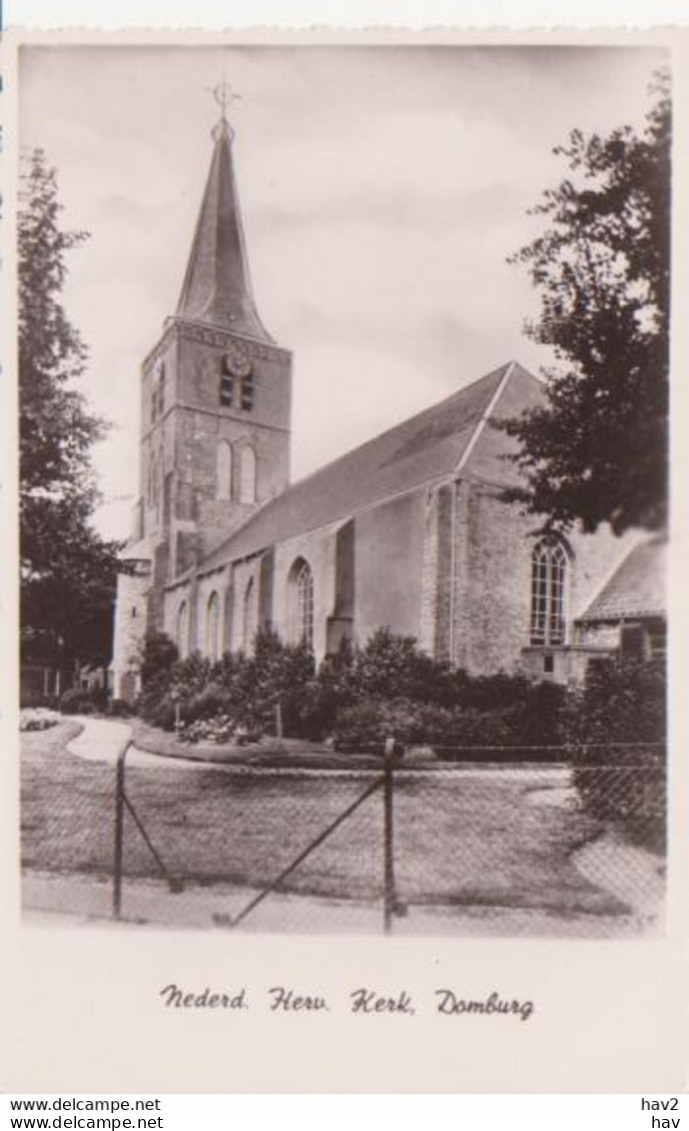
419,487,440,654
452,481,532,674
163,577,193,658
174,331,291,512
272,526,339,660
445,479,639,678
110,563,151,699
138,321,292,587
227,557,264,653
193,566,231,656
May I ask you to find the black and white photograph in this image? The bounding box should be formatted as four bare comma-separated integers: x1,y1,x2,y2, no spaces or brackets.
16,41,670,943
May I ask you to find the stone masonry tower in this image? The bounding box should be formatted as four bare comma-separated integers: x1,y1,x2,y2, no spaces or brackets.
142,100,292,615
110,92,292,698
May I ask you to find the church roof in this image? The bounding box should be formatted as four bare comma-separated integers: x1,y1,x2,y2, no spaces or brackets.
578,537,667,622
199,360,541,573
176,119,271,342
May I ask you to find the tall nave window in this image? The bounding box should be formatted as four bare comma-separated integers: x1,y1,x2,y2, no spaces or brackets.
243,578,258,654
239,446,257,504
206,591,220,661
288,558,314,651
216,440,233,500
530,540,568,646
176,601,189,659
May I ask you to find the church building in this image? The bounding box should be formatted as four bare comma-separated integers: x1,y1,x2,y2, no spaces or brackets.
110,105,656,702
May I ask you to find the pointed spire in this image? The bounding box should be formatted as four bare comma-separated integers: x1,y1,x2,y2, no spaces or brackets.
176,102,271,342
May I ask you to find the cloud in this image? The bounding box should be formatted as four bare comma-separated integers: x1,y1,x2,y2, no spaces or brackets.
19,43,664,539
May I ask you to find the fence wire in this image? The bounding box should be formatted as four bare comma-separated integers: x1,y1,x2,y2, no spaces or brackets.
20,724,666,937
391,757,665,937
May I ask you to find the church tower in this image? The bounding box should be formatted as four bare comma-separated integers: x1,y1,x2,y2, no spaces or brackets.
141,99,292,616
111,92,292,696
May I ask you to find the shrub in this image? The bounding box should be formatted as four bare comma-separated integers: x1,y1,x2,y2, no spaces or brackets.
59,686,106,715
290,641,357,740
20,688,57,710
303,629,555,728
420,704,514,754
184,682,236,724
333,698,430,753
140,631,178,689
293,674,346,741
346,628,450,703
456,671,532,711
244,630,316,734
203,630,316,735
108,698,134,718
146,694,178,732
139,650,213,726
171,652,214,697
331,685,566,761
135,626,567,757
565,658,666,852
138,631,316,736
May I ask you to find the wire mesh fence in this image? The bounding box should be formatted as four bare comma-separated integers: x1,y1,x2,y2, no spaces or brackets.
391,754,665,937
20,724,666,937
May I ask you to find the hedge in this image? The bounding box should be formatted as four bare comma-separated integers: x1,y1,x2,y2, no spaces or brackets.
565,658,666,853
59,686,107,715
332,690,565,760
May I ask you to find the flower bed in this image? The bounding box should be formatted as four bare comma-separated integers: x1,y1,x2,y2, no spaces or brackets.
179,716,263,746
20,708,60,733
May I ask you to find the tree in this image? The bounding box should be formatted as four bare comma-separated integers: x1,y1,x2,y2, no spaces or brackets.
502,75,670,535
19,149,122,676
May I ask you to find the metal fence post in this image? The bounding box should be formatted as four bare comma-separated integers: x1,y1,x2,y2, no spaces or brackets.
113,739,131,919
383,735,397,934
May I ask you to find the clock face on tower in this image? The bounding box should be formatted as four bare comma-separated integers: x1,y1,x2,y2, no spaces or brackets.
223,343,252,379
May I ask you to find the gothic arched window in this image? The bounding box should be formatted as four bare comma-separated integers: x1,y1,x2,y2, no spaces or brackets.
216,440,233,500
530,540,569,646
239,446,257,504
219,356,234,407
177,601,189,659
206,591,221,661
241,373,255,412
288,558,314,651
242,578,258,654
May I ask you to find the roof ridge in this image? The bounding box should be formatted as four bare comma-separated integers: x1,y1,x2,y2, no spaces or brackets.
282,362,514,494
454,360,516,474
197,361,523,572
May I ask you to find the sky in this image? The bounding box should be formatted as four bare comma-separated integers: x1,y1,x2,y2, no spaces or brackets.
18,43,667,540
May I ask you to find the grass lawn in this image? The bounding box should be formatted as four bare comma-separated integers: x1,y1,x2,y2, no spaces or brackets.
20,720,633,925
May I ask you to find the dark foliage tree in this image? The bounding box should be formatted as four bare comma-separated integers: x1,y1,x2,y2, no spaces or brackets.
19,149,122,674
502,75,670,535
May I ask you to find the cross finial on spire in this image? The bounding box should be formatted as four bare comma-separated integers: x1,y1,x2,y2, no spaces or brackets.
206,75,241,139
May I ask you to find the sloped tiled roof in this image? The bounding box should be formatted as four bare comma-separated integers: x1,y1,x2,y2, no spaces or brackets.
578,537,667,622
200,360,539,572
